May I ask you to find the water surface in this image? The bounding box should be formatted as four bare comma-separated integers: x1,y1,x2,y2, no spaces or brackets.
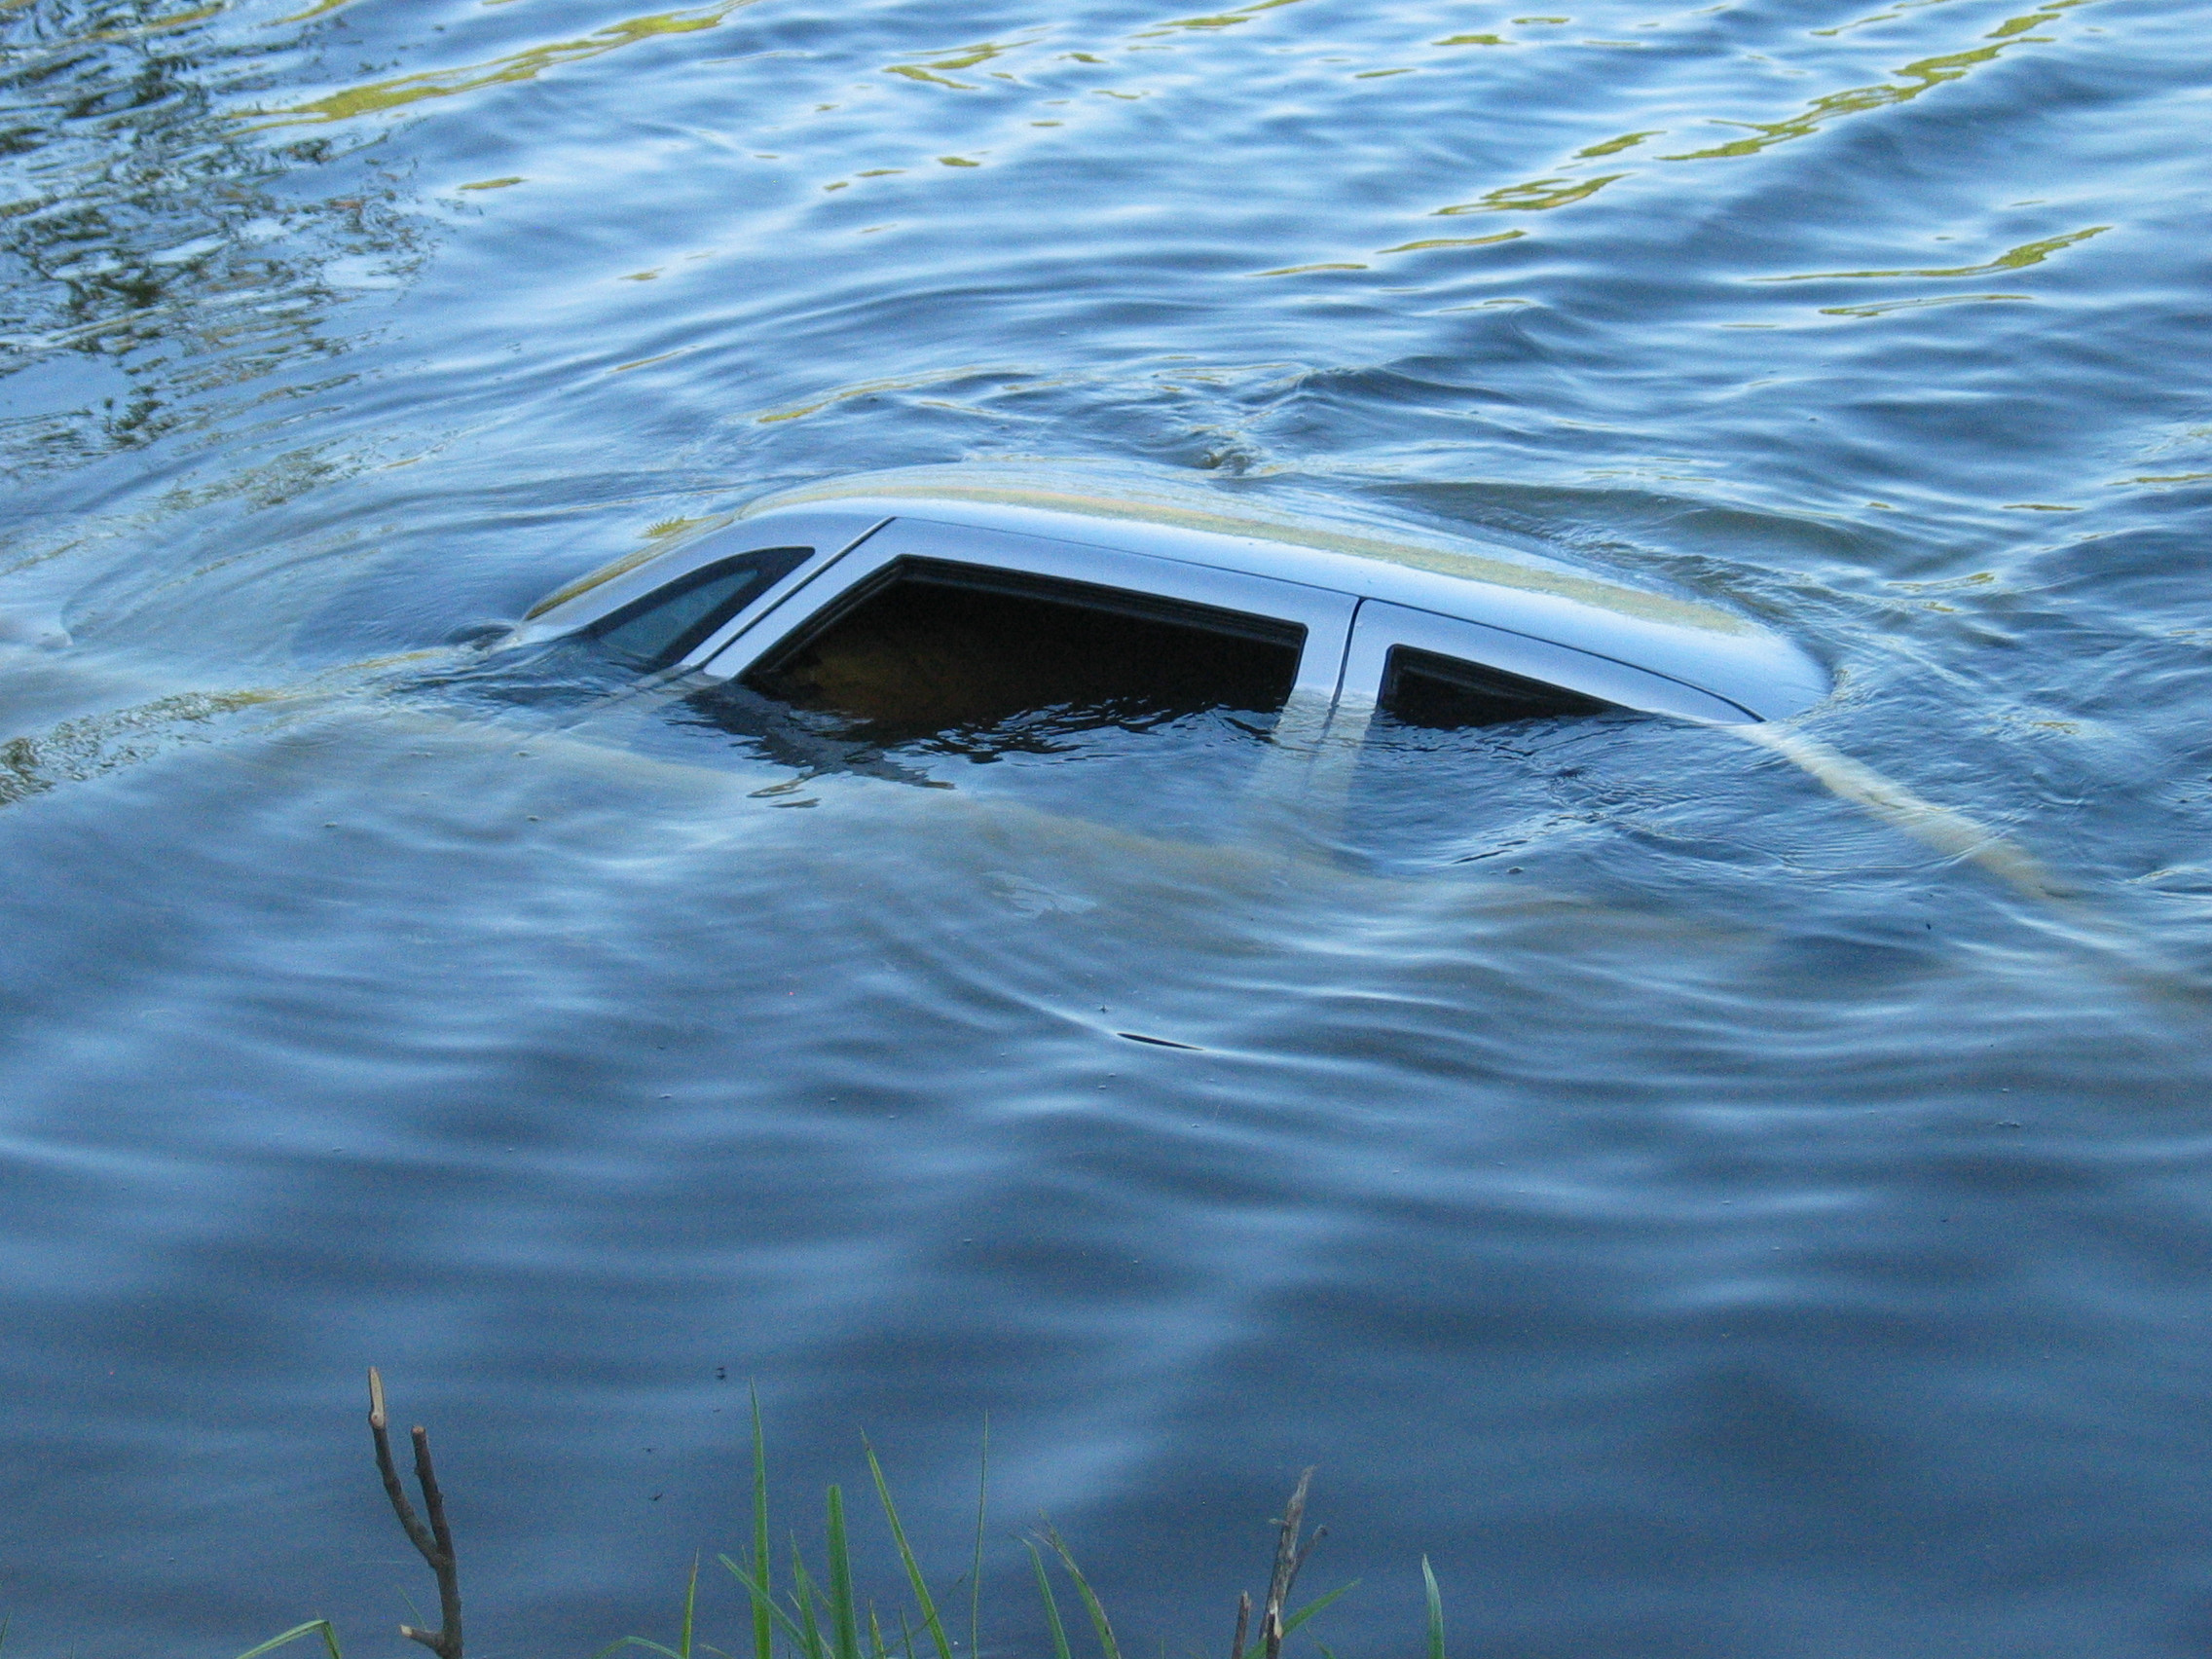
4,0,2212,1654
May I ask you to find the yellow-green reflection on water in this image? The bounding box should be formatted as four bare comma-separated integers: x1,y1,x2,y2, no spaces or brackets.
1762,226,2110,282
1811,0,1963,38
1435,173,1625,215
1322,0,2107,281
1375,230,1526,254
883,39,1033,88
1574,129,1660,157
1659,0,2093,159
238,2,750,128
84,1,222,42
1135,0,1312,36
1818,292,2031,316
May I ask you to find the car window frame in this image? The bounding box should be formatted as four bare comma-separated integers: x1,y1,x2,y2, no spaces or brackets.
684,515,1360,705
1332,599,1759,730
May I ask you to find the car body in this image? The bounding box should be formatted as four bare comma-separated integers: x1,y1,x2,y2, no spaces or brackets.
509,470,1828,736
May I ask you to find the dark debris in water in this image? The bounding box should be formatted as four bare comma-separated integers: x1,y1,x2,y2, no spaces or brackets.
1116,1030,1204,1051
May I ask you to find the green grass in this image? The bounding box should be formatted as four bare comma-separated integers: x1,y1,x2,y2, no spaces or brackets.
233,1401,1442,1659
235,1622,347,1659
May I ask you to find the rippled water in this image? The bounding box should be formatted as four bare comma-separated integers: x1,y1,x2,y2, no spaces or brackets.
5,0,2212,1653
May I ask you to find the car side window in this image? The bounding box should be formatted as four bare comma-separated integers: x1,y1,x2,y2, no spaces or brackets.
588,545,813,672
1379,645,1613,729
741,558,1306,736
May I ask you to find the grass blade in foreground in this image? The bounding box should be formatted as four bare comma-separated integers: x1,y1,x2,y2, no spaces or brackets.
245,1384,1446,1659
969,1420,989,1659
718,1556,811,1653
792,1540,830,1659
828,1487,863,1659
592,1559,699,1659
1023,1538,1074,1659
595,1638,685,1659
864,1440,956,1659
236,1621,346,1659
1237,1582,1356,1659
752,1392,774,1659
1042,1527,1122,1659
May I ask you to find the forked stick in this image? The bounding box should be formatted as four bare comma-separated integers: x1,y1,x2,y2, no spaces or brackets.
368,1367,465,1659
1236,1470,1324,1659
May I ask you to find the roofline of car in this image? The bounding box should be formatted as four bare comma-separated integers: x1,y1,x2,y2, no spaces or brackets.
513,495,1829,722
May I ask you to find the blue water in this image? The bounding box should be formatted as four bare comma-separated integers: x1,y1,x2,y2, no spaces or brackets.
5,0,2212,1653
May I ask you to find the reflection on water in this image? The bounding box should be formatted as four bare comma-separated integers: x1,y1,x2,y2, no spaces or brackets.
5,0,2212,1655
239,3,750,129
0,1,415,476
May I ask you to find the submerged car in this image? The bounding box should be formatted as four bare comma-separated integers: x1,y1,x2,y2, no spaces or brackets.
506,470,1827,749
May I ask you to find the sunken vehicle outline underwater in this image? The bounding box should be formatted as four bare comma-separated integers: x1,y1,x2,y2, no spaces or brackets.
506,473,1830,746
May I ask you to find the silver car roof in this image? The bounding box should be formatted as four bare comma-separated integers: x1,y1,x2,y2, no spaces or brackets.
515,474,1828,723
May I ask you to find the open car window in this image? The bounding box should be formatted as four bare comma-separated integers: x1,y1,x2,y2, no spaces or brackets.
742,558,1306,737
688,515,1359,706
586,545,813,672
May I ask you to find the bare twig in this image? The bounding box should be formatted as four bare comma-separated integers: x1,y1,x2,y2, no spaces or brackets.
1288,1527,1327,1597
368,1367,464,1659
1258,1470,1316,1659
1230,1591,1251,1659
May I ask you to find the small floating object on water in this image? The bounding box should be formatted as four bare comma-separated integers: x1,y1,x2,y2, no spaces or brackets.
508,464,1827,737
